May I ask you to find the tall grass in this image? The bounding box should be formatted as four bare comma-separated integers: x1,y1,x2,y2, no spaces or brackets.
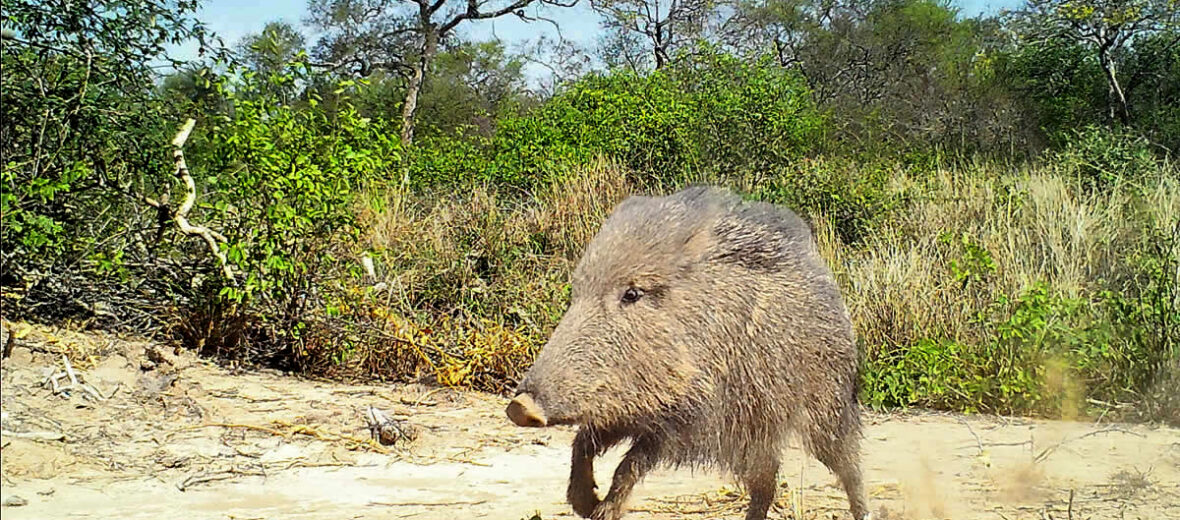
292,159,634,391
833,163,1178,416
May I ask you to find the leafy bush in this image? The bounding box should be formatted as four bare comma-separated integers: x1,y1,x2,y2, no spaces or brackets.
1,0,216,325
864,282,1111,415
407,48,824,191
178,63,401,362
747,158,907,244
1049,125,1164,189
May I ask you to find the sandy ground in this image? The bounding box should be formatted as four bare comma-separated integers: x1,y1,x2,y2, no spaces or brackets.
1,321,1178,520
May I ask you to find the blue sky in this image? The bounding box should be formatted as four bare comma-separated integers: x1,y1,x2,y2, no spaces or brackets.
172,0,1025,79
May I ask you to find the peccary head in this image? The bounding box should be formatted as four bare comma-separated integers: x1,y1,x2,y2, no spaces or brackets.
506,186,812,430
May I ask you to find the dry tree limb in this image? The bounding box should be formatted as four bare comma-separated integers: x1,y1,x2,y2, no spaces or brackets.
189,422,289,438
958,417,985,456
176,468,265,491
143,118,235,283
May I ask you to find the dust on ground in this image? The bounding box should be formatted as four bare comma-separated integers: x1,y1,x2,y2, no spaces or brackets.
1,320,1177,520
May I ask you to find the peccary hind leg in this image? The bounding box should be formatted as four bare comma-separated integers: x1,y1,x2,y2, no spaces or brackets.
568,427,626,517
810,429,869,520
741,455,780,520
590,435,660,520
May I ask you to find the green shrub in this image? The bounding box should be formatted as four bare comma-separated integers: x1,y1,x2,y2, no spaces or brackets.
406,47,825,192
747,159,906,244
0,0,214,323
1049,125,1163,189
181,62,400,360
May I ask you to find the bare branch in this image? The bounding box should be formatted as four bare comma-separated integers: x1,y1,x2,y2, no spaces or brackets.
166,119,235,283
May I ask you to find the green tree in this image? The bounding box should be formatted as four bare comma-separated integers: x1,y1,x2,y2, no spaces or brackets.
1009,0,1180,125
722,0,1013,153
415,40,528,136
238,21,308,75
593,0,716,70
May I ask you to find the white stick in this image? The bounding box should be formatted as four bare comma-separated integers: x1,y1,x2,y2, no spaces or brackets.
62,354,78,386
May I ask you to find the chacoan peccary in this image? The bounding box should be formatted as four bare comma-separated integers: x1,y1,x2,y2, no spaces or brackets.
506,186,868,520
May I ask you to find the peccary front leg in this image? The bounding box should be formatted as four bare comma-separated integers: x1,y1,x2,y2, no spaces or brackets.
591,436,660,520
569,427,626,517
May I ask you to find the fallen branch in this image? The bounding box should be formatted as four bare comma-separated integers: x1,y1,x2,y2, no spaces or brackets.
61,354,79,386
189,422,288,438
176,468,265,491
367,499,489,507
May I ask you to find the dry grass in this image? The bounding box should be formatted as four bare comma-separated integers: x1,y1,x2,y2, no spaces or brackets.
826,167,1179,353
335,159,634,392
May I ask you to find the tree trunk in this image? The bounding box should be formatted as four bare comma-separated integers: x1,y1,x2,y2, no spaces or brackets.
400,29,439,146
1099,49,1130,125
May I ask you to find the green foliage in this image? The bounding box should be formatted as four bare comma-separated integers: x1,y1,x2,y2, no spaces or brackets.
1,0,218,322
1048,125,1163,188
187,61,400,353
995,37,1106,138
748,159,905,244
864,282,1115,414
943,231,997,288
3,0,1177,425
410,47,824,190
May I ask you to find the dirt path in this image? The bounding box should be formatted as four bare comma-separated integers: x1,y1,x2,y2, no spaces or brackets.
2,321,1178,520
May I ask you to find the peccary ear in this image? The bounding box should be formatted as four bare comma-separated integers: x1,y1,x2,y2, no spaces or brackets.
710,218,790,272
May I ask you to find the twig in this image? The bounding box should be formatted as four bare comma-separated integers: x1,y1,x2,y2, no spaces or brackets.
1,430,66,442
189,422,289,438
1067,488,1074,520
62,354,79,386
176,469,264,491
1034,426,1146,463
79,382,105,401
959,417,985,456
367,500,488,507
399,396,438,407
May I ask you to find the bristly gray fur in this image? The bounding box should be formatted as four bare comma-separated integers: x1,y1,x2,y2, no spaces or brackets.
514,185,869,520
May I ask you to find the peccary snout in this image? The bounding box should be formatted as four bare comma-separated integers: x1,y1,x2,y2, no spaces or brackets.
506,393,547,427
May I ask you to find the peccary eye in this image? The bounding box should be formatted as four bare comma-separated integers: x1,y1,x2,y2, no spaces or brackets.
621,287,643,304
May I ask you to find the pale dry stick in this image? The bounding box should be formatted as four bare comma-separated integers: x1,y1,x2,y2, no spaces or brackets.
176,468,265,491
959,417,985,456
189,422,289,438
415,387,447,406
142,119,235,282
61,354,78,387
1,430,65,441
367,500,489,507
78,382,105,401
